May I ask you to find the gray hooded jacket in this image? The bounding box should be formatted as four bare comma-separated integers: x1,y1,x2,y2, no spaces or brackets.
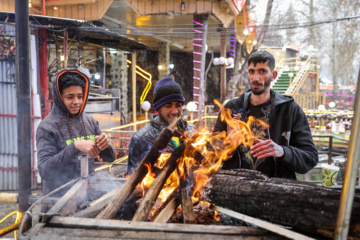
36,68,116,202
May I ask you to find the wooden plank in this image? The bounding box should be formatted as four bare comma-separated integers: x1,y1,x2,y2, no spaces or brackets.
49,216,274,235
59,6,66,19
215,206,315,240
46,7,53,18
153,199,178,223
185,0,197,13
1,0,9,12
8,0,15,12
159,0,167,13
84,4,93,21
54,6,60,18
173,0,181,12
71,5,78,19
47,0,97,6
166,0,175,13
44,179,88,219
204,0,212,12
99,0,114,19
125,0,140,15
65,5,72,19
90,3,98,21
137,0,146,15
27,226,281,240
78,5,85,21
73,188,118,218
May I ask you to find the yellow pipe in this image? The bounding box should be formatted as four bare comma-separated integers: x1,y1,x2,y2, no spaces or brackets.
0,221,20,238
0,192,18,203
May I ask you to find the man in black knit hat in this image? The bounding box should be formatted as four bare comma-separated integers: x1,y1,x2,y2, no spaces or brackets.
127,77,194,174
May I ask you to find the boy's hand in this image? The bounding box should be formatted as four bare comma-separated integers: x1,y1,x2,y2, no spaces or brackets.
95,133,111,151
74,140,100,158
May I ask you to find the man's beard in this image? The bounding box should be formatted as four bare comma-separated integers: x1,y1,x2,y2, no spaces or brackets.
251,75,272,96
158,111,179,126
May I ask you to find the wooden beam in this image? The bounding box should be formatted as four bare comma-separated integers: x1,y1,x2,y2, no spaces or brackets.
73,188,118,218
49,216,270,235
45,0,97,6
152,199,178,223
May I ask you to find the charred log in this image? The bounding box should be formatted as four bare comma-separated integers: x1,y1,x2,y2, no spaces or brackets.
132,144,186,221
205,169,360,238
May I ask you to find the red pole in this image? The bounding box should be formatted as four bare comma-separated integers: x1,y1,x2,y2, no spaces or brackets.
39,28,50,119
42,0,46,16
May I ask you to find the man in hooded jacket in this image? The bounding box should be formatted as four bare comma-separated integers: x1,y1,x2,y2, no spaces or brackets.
36,68,116,211
213,51,318,179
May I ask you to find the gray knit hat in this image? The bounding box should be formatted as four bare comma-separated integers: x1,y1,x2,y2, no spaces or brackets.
153,77,185,111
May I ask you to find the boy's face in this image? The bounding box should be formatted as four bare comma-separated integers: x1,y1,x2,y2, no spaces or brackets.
61,85,84,115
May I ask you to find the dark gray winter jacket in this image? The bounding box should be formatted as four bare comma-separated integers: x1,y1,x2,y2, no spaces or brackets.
213,90,318,179
36,68,116,202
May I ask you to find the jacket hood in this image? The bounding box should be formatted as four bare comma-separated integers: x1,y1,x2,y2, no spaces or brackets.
52,67,91,117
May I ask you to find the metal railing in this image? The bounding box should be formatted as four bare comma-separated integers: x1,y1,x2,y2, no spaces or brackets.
312,134,349,165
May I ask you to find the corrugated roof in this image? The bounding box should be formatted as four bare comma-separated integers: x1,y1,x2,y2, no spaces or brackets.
0,12,147,51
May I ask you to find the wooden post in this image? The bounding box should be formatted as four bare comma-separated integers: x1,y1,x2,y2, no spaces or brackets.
80,154,89,178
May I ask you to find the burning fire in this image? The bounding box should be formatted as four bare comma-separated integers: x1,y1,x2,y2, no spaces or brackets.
138,100,269,217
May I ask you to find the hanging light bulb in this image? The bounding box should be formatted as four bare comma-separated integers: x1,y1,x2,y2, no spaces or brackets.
227,57,234,66
243,28,249,36
218,57,226,65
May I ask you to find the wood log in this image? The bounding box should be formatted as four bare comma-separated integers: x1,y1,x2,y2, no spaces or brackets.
151,187,180,222
180,186,195,223
96,118,179,219
179,142,204,223
215,206,315,240
153,198,179,223
179,163,195,224
205,169,360,238
132,144,186,221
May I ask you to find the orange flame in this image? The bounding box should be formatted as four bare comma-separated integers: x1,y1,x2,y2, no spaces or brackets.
139,99,269,213
141,163,155,196
213,209,221,221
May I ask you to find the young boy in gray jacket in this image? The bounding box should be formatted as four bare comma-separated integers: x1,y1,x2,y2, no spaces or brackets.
36,68,116,211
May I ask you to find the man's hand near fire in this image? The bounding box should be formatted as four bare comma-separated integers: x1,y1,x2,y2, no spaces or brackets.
250,139,284,159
